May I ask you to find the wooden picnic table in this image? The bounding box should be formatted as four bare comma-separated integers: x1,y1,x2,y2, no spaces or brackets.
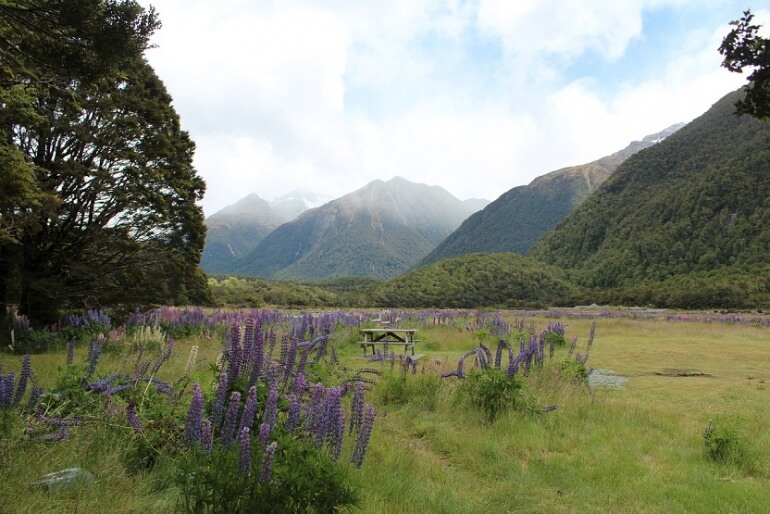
358,328,418,356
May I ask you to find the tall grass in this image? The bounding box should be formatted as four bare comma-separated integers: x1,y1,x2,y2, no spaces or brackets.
1,309,769,512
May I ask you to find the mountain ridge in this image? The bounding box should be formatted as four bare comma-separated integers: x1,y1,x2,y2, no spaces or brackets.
419,123,684,266
235,177,488,281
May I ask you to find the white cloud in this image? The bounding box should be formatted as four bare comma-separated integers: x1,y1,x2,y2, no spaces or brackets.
140,0,757,215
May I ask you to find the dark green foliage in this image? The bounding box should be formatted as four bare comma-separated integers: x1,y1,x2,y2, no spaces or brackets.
457,368,523,422
10,328,65,354
703,418,749,467
530,89,770,308
208,276,340,308
372,253,578,309
558,359,588,384
0,0,209,325
176,432,357,514
719,10,770,120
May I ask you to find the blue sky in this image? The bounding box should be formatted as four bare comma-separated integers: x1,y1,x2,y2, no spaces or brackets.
140,1,767,215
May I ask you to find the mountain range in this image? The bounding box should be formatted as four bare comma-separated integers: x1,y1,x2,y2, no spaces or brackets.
419,123,684,266
201,191,333,274
234,177,488,280
202,125,682,280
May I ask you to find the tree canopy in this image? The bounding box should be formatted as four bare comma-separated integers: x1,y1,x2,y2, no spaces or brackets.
0,0,209,326
719,9,770,120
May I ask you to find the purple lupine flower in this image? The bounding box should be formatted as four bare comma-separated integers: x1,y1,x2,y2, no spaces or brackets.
247,330,264,390
86,373,123,393
279,335,289,368
37,414,85,426
66,338,76,366
286,393,301,434
41,426,69,442
479,343,492,367
292,372,309,394
330,346,339,365
351,404,376,468
107,384,131,396
258,422,272,448
227,335,243,385
221,391,242,448
239,427,252,474
266,328,277,363
135,359,150,380
184,383,204,447
330,405,345,462
25,386,43,413
87,337,104,376
13,354,31,406
211,370,229,429
150,337,175,375
127,402,142,431
304,383,326,443
263,386,278,428
567,337,578,358
322,387,343,449
263,363,279,391
238,385,258,435
201,419,213,455
149,378,174,396
349,381,365,435
259,441,277,483
243,318,256,365
494,340,506,369
282,338,298,383
587,321,596,351
295,347,309,377
1,372,16,409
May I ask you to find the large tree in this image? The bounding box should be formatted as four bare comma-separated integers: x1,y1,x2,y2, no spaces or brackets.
719,9,770,120
1,0,209,326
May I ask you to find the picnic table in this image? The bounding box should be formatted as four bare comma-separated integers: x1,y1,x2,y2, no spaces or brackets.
358,328,418,356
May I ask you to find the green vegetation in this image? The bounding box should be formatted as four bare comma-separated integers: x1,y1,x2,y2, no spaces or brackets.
5,308,769,512
719,10,770,120
208,276,341,307
0,1,208,328
530,89,770,309
373,253,578,308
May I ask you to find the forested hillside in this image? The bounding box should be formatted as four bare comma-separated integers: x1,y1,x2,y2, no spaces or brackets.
420,125,682,265
530,89,770,307
372,253,578,308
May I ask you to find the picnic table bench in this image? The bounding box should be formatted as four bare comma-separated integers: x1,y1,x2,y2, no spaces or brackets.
358,328,418,356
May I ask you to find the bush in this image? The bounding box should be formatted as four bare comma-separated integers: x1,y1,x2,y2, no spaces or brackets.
457,368,522,422
8,329,65,354
703,418,747,465
176,431,357,513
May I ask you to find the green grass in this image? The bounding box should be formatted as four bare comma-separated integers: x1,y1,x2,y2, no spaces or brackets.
1,311,769,513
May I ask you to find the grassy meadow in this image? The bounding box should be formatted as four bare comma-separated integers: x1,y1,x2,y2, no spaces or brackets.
1,309,769,513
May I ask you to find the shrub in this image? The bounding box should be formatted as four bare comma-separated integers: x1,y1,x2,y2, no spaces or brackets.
8,329,65,354
703,418,748,466
176,431,357,513
457,367,523,422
